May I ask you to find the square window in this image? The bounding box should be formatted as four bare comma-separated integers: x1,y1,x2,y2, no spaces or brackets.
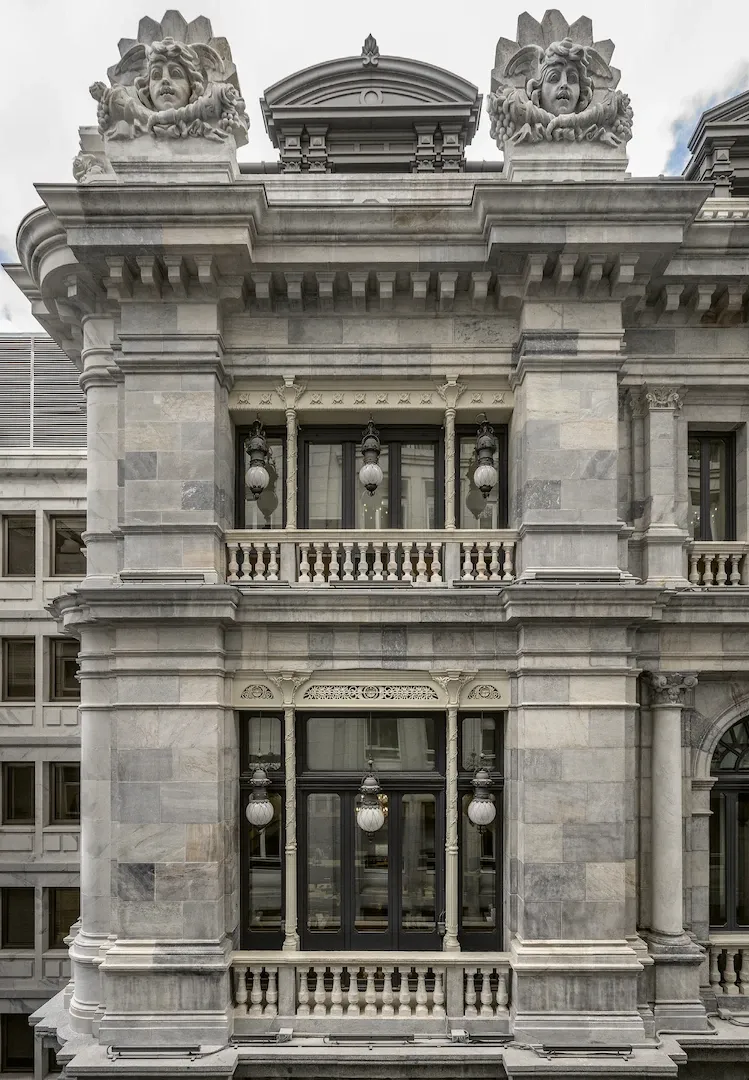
50,639,79,702
2,763,35,824
1,1013,34,1072
1,888,34,949
51,516,86,576
48,888,79,950
4,515,35,576
50,764,80,824
2,639,35,701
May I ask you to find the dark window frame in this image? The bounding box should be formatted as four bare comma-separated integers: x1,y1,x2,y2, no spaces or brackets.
234,426,287,529
1,887,35,950
1,1013,34,1073
2,638,35,702
710,717,749,930
456,424,509,529
48,887,79,951
50,515,87,577
688,431,736,542
2,762,35,825
49,639,80,703
50,763,80,825
3,515,36,577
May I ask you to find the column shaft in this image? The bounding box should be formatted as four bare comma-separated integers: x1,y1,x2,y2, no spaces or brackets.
444,406,456,530
283,704,299,950
650,703,685,936
285,408,298,529
443,705,460,951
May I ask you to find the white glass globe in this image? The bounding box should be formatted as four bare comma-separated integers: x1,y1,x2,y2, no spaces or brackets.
473,463,498,495
467,796,496,829
359,461,383,494
245,796,274,829
357,803,386,833
246,464,270,498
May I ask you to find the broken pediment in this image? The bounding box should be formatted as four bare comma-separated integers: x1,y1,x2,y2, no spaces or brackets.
260,37,481,172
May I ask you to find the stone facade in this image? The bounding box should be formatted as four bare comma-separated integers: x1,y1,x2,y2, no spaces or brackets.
5,7,749,1080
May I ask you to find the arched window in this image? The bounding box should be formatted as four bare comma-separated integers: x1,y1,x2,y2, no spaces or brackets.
710,718,749,929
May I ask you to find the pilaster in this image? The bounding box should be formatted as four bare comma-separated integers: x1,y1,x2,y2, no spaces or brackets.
638,388,690,586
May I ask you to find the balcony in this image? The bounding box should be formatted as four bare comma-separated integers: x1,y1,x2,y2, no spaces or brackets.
231,951,510,1034
226,530,518,586
708,935,749,997
687,542,749,586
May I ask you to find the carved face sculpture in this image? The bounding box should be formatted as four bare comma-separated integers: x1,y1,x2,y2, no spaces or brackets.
148,59,191,111
540,61,581,115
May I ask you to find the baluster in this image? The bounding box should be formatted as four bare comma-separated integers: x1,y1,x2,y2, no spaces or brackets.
725,951,739,995
401,542,414,583
688,550,701,585
313,966,327,1015
709,946,723,994
503,541,515,581
398,968,412,1016
372,542,384,582
415,966,429,1017
297,967,311,1015
464,967,477,1016
742,551,749,586
249,966,264,1016
342,543,354,581
430,542,442,584
480,967,494,1016
227,542,239,583
237,542,249,582
357,542,370,582
329,543,340,583
265,968,278,1016
729,553,741,586
432,969,445,1017
364,965,378,1016
267,543,279,583
299,544,311,585
496,970,509,1012
739,949,746,995
382,967,395,1016
462,542,475,581
415,542,428,585
488,541,501,581
234,964,248,1011
313,545,326,584
330,966,343,1016
254,544,267,583
346,967,361,1016
716,552,728,586
387,543,399,581
702,554,715,586
475,543,488,581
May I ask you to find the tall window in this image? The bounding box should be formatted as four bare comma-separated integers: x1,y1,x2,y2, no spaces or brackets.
2,763,35,824
51,516,86,576
240,714,284,949
50,639,79,701
458,427,508,528
688,433,735,542
459,712,503,949
710,718,749,929
236,429,285,529
3,516,35,576
2,639,35,701
1,888,34,949
48,888,79,949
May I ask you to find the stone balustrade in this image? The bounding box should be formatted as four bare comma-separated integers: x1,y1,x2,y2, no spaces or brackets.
687,542,749,586
225,530,518,586
709,937,749,996
231,952,510,1030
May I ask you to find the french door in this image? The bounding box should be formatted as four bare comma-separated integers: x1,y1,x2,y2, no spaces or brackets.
300,785,444,951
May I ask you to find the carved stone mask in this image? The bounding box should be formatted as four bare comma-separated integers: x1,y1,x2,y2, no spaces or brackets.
540,61,581,115
149,60,191,110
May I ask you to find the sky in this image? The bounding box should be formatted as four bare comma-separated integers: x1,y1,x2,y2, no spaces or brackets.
2,0,749,331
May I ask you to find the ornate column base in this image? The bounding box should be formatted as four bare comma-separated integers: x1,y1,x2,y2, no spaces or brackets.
68,929,112,1035
646,933,709,1033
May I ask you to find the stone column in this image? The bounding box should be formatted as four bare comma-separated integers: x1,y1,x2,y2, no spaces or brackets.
639,387,690,586
437,377,463,531
270,673,305,953
437,672,466,953
277,378,305,530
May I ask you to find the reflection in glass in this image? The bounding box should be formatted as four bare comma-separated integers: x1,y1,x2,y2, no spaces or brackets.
52,517,86,576
709,439,728,542
248,793,282,931
307,794,341,932
710,792,726,926
462,714,497,772
246,715,282,768
739,794,749,925
356,795,389,931
461,793,497,930
245,438,283,528
401,794,436,931
308,444,343,528
400,444,435,530
687,437,701,540
356,447,389,529
460,437,499,528
306,715,437,771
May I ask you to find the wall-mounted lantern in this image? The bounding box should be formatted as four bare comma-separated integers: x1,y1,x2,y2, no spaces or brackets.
245,764,275,830
466,759,496,832
473,415,498,498
359,418,383,496
356,759,386,834
245,419,270,500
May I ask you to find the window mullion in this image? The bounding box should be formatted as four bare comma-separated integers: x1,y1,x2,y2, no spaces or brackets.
700,436,711,542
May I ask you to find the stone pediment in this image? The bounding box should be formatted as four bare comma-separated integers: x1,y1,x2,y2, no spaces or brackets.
685,88,749,196
261,37,481,172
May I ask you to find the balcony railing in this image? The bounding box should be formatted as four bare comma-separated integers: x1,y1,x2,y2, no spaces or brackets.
687,542,749,586
231,951,510,1032
225,530,518,586
708,935,749,996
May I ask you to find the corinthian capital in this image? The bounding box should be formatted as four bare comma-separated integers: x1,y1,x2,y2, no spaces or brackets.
643,386,683,412
645,671,697,705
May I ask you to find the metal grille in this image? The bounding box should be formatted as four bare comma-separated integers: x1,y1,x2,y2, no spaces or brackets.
0,335,85,449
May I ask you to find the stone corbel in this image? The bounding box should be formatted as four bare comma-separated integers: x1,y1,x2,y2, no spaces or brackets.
284,273,304,312
163,256,189,298
376,272,396,311
552,253,578,296
348,271,369,312
438,272,458,312
580,254,606,297
687,283,716,322
315,272,336,311
522,254,546,298
470,271,492,311
135,255,163,298
410,271,431,309
610,253,640,299
103,257,133,302
251,272,273,310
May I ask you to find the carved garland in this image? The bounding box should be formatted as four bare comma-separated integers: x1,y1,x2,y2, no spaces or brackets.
302,683,439,702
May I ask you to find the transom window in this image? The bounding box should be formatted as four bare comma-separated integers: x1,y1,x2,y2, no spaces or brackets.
710,718,749,929
688,432,735,542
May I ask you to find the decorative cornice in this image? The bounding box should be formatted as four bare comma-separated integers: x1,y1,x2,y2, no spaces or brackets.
645,671,698,705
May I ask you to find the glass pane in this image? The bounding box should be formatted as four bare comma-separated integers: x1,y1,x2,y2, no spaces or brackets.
4,640,35,701
247,792,282,931
710,792,726,925
461,793,498,930
52,764,80,823
401,794,436,931
3,888,34,948
52,640,79,701
306,715,437,771
2,1013,34,1072
53,517,86,576
355,796,388,931
687,437,701,540
400,444,435,529
462,714,498,772
5,517,35,576
307,793,341,932
709,439,728,541
50,888,79,949
3,763,34,824
308,444,343,529
245,438,283,528
246,715,282,769
738,794,749,925
460,436,500,528
356,446,389,529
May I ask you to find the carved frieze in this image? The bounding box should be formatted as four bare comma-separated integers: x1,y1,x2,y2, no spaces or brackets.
231,385,512,412
302,684,439,703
